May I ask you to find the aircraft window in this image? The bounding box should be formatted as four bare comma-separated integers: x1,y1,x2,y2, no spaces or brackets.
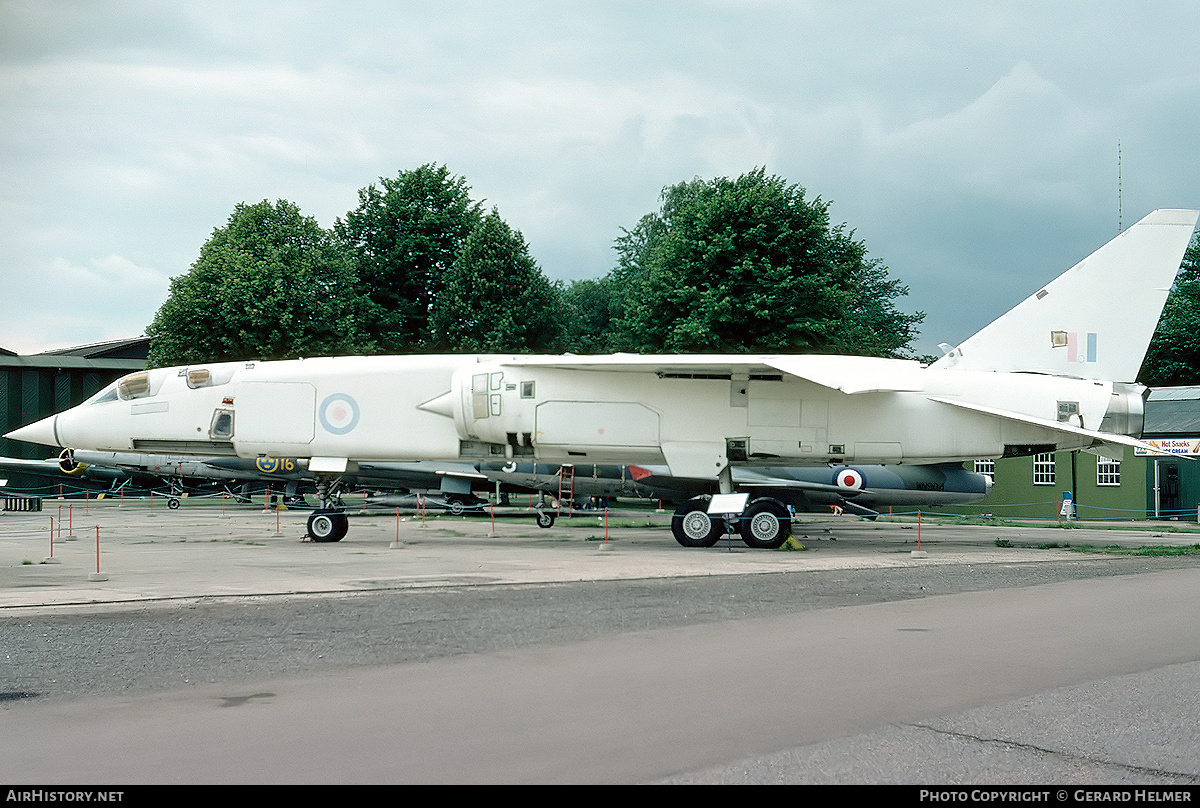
210,409,235,439
119,372,151,399
521,381,535,399
87,383,120,405
186,365,236,389
116,370,167,401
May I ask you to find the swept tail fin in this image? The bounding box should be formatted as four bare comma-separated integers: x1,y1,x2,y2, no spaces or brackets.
933,209,1199,381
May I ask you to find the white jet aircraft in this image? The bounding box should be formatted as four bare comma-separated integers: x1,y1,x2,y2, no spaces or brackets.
7,209,1198,544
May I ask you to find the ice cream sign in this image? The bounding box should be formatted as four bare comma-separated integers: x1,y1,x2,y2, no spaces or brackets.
1134,439,1200,456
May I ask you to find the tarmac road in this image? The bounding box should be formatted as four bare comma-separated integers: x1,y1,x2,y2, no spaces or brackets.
2,499,1200,785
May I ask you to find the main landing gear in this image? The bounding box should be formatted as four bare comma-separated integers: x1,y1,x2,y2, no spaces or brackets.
671,496,791,550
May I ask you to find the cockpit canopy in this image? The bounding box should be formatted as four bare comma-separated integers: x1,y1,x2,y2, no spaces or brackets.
85,364,237,406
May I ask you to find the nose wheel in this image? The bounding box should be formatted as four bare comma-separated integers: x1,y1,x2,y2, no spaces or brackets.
307,510,349,542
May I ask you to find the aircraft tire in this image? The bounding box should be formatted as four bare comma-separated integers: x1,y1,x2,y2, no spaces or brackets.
167,497,181,510
671,498,721,548
739,499,791,549
536,511,555,529
308,510,348,543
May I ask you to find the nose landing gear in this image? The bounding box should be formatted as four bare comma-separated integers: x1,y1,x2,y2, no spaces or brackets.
306,509,349,542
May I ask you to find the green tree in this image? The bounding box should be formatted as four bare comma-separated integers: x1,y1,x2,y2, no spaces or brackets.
335,164,483,352
430,210,563,352
145,200,367,367
1140,232,1200,386
559,277,615,353
606,168,923,356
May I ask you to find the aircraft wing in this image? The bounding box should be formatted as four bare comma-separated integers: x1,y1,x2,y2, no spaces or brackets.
762,355,925,393
506,353,925,393
927,396,1176,456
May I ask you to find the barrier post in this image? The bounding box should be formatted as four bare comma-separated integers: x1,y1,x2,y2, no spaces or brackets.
44,516,59,563
910,510,928,557
87,525,107,581
390,508,401,549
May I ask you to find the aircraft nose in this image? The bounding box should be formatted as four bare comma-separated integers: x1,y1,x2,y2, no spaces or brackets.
4,414,60,448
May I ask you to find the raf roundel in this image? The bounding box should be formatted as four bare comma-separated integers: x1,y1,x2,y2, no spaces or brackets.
319,393,360,435
836,468,864,491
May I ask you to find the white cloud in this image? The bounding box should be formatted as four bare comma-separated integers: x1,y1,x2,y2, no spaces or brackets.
0,254,168,354
1,1,1198,356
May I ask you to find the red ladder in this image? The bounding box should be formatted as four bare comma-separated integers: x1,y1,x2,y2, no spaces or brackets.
557,465,575,517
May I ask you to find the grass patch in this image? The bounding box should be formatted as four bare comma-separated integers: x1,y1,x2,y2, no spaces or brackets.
879,515,1200,533
1070,543,1200,556
560,518,662,529
995,540,1200,556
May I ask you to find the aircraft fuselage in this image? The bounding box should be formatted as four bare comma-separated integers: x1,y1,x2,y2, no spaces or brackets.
28,354,1136,478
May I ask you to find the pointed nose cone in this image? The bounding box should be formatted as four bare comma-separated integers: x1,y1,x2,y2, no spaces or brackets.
4,414,60,448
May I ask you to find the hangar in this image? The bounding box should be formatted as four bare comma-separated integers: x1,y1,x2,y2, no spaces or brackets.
0,338,148,491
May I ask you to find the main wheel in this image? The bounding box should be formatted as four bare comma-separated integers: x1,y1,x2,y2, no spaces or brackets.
671,498,721,548
307,510,349,542
739,499,791,549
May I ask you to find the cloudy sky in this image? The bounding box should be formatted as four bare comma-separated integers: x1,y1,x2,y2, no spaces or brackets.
2,0,1197,358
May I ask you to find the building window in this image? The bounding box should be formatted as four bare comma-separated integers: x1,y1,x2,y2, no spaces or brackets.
1096,455,1121,486
973,459,995,480
1033,453,1055,485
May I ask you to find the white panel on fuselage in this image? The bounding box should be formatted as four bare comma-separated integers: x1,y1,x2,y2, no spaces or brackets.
536,401,660,447
748,390,801,427
234,382,316,446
